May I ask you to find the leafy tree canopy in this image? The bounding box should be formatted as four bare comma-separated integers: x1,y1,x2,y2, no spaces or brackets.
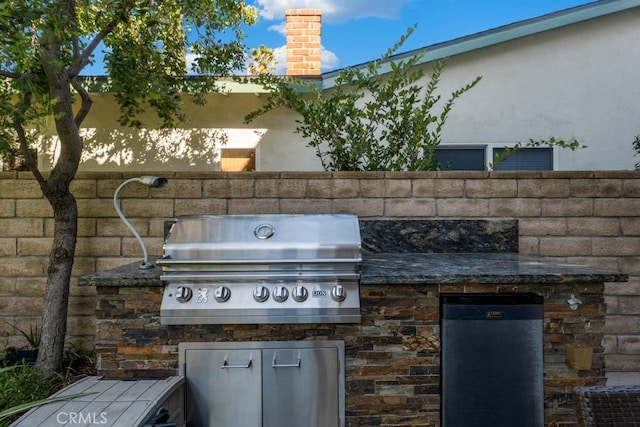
0,0,258,137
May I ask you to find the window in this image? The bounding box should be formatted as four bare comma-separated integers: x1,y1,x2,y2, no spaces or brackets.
437,147,486,171
435,146,554,171
492,147,552,171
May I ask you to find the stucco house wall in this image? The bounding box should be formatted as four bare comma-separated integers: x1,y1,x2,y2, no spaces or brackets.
433,4,640,170
40,92,317,172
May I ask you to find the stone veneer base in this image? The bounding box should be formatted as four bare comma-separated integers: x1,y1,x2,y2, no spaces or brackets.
94,280,606,426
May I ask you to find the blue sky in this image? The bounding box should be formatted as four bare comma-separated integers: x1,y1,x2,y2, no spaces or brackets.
81,0,597,75
246,0,597,73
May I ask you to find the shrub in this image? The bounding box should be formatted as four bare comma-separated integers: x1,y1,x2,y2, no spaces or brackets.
245,25,482,171
0,343,96,425
0,364,55,426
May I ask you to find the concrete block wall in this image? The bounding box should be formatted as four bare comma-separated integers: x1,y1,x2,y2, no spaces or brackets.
0,170,638,383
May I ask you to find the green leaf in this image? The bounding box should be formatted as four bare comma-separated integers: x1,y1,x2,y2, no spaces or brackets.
0,392,97,421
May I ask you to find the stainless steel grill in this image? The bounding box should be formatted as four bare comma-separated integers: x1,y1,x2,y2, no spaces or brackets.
158,214,362,324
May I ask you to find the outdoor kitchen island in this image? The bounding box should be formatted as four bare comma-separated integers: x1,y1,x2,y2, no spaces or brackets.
78,219,628,427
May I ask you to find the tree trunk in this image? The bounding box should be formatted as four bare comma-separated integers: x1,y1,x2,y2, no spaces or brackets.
36,190,78,378
35,122,81,378
36,41,83,378
34,124,82,378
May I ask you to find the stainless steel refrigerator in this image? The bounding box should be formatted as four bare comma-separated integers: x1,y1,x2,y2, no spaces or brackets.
441,293,544,427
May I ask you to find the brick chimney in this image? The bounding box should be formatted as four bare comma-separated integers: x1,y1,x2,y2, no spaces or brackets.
285,9,322,76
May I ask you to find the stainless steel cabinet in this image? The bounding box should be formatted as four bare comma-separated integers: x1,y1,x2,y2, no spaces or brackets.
184,348,262,427
180,341,345,427
262,347,339,427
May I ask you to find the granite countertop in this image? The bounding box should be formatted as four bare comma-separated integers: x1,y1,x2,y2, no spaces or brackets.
78,253,628,287
361,252,627,285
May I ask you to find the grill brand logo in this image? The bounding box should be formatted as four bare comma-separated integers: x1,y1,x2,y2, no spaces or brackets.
197,287,209,303
486,311,503,319
312,290,327,297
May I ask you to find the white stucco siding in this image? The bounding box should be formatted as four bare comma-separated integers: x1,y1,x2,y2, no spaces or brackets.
47,92,320,172
433,7,640,170
248,105,322,171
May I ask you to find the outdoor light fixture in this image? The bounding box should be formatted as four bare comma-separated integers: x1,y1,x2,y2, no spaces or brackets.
567,293,583,311
113,176,168,269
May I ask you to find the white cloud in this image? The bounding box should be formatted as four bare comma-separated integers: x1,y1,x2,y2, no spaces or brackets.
321,46,339,71
255,0,414,23
268,22,287,35
273,45,287,74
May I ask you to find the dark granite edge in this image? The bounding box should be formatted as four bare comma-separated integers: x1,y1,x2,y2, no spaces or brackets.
77,260,164,287
78,253,628,287
78,276,164,287
360,274,628,286
361,253,628,285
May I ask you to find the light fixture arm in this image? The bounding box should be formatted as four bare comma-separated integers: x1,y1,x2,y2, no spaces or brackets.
113,176,168,269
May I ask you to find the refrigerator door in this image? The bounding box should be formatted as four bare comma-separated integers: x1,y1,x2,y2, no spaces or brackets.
441,293,544,427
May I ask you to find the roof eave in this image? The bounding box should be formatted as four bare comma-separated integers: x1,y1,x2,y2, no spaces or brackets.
78,75,322,94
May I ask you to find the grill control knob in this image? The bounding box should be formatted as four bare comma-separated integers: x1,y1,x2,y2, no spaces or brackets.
175,286,193,303
214,286,231,303
273,286,289,303
292,285,308,302
331,285,347,302
253,286,269,303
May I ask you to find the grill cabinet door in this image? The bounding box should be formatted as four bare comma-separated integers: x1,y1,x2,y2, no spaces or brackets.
262,347,339,427
184,349,262,427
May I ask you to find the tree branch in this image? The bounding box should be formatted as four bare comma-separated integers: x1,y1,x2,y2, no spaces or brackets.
69,0,81,62
68,2,136,78
0,69,35,80
71,79,92,127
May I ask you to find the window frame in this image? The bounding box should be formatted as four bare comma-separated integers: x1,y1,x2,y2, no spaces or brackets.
435,144,559,171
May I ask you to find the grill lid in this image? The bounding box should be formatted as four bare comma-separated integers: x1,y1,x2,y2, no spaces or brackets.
158,214,362,265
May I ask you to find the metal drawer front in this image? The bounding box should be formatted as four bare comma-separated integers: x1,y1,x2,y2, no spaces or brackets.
184,349,262,427
262,348,339,427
